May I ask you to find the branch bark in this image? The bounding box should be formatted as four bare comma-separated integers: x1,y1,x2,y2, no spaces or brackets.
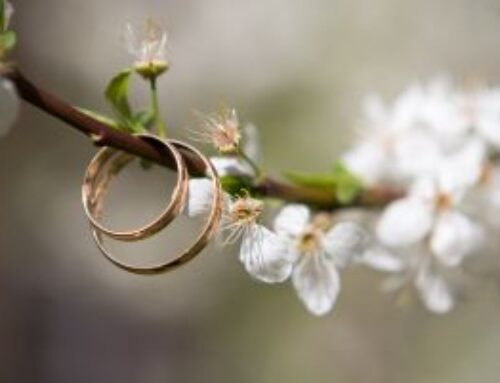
1,65,403,208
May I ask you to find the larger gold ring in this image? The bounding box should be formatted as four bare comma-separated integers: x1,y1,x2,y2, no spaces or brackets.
89,139,223,274
82,134,188,241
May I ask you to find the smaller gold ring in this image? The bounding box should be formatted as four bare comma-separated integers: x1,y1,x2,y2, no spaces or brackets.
91,140,223,274
82,134,188,242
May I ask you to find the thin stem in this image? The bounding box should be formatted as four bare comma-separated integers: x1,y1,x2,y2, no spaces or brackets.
149,77,166,137
1,65,405,209
238,148,262,179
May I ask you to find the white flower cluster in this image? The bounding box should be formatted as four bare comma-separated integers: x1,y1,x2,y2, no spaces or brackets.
186,185,368,316
344,78,500,313
188,79,500,316
2,5,498,316
188,110,370,316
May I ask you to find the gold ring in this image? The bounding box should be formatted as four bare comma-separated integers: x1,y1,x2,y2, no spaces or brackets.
82,134,188,241
89,139,223,274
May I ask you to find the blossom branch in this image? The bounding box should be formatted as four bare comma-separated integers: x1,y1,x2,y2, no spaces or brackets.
1,65,403,208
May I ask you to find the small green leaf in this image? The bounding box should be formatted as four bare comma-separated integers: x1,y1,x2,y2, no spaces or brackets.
336,181,362,204
331,161,363,204
0,30,16,53
331,162,352,177
220,175,254,196
104,69,147,133
285,162,363,205
105,69,133,119
284,172,337,188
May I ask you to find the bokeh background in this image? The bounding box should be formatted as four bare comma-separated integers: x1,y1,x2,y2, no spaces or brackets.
2,0,500,382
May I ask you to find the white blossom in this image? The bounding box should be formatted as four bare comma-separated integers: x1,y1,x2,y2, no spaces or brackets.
204,113,261,177
343,83,446,186
209,157,253,177
377,182,482,268
366,247,455,314
418,78,467,150
270,205,368,315
186,185,368,315
415,260,454,314
124,19,168,77
184,181,291,282
192,107,241,154
222,195,295,283
376,138,485,268
187,76,500,316
454,87,500,149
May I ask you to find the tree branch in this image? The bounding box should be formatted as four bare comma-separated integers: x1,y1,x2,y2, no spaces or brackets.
1,65,404,208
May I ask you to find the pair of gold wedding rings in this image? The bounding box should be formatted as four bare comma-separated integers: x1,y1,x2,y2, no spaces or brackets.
81,134,223,274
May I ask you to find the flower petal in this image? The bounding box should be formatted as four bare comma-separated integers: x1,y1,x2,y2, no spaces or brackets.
273,204,310,238
409,177,437,202
0,79,19,136
342,142,388,186
292,253,340,316
362,246,405,272
392,84,425,129
415,265,454,314
322,222,368,267
488,167,500,210
243,123,260,162
476,89,500,148
438,138,486,196
394,130,443,179
185,178,214,218
430,211,482,267
4,1,14,30
210,156,253,177
240,224,294,283
376,198,433,247
124,23,141,56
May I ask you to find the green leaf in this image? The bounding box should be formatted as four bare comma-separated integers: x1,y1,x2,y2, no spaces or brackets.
285,162,363,205
104,69,147,133
105,69,133,119
336,181,362,204
0,30,16,53
220,175,254,196
284,172,337,188
331,162,363,204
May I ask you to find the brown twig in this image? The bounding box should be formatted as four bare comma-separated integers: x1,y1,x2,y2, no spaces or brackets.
1,65,404,208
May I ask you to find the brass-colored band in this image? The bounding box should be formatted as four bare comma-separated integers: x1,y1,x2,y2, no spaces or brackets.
82,134,188,242
89,139,223,274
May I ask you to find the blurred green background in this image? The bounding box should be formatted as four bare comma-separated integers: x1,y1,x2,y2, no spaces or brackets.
2,0,500,382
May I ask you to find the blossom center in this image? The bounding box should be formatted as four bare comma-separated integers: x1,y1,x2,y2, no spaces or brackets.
212,124,241,153
297,228,323,255
434,192,452,211
230,196,263,225
479,162,492,185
